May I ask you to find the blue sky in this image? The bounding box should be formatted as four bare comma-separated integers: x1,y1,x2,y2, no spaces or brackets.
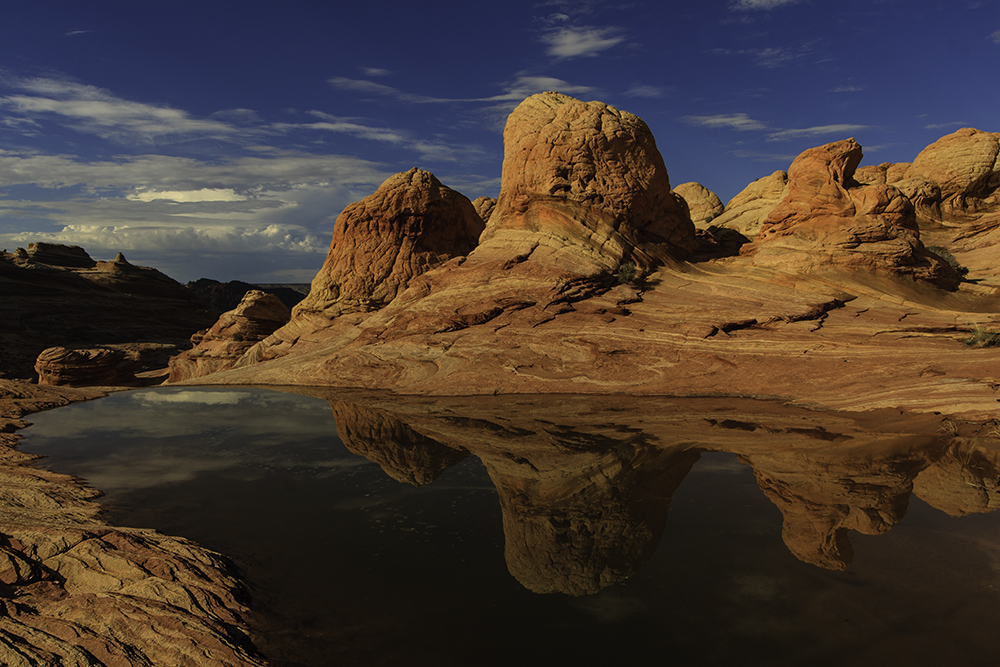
1,0,997,283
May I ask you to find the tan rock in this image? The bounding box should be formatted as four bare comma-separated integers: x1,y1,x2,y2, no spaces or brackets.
241,168,484,365
903,128,1000,220
743,138,960,288
711,170,789,238
472,196,497,225
167,290,290,382
673,182,724,227
34,347,140,387
482,91,697,271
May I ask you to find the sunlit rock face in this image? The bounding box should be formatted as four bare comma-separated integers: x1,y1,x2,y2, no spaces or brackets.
895,128,1000,222
711,170,789,239
482,91,697,272
239,168,484,365
34,346,140,387
673,182,724,227
328,400,469,486
167,290,290,383
742,139,960,289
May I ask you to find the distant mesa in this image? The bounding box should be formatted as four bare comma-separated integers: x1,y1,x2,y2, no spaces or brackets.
24,242,97,268
186,278,306,312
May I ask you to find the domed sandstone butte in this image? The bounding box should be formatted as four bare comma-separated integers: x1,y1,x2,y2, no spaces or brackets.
239,168,485,365
480,91,697,272
471,195,497,225
672,182,724,227
897,127,1000,222
741,138,960,289
711,170,789,239
167,290,291,382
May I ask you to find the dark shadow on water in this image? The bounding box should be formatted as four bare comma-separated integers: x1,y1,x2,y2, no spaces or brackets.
19,388,1000,666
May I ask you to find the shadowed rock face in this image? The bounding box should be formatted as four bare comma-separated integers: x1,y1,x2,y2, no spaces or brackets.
167,290,291,383
743,139,960,288
35,347,140,387
913,440,1000,516
483,92,697,271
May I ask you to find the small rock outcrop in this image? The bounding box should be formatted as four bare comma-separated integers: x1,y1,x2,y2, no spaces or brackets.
673,182,724,227
711,170,789,238
472,196,497,225
742,138,960,288
896,128,1000,222
34,347,140,387
24,242,97,268
168,291,290,382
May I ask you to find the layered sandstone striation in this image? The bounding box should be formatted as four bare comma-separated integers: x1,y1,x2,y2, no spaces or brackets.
711,169,789,238
741,138,960,288
673,182,724,227
238,168,485,366
35,347,140,387
168,290,291,383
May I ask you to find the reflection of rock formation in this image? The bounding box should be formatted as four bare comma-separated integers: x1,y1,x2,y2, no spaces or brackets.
913,439,1000,515
483,439,699,596
740,438,945,570
328,400,469,486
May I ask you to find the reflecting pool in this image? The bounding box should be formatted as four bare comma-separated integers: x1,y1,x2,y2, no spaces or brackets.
21,387,1000,666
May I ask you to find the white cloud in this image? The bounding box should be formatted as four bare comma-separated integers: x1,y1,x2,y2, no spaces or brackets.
128,188,247,203
0,77,239,143
991,29,1000,44
684,113,768,131
542,25,627,58
767,124,869,141
361,67,391,76
731,0,801,9
924,121,969,130
830,86,862,93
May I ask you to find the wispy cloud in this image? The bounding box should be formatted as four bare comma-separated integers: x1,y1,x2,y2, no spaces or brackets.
64,29,94,37
712,42,816,68
327,74,594,105
361,67,391,76
684,113,768,131
767,124,869,141
991,29,1000,44
731,0,802,9
924,121,969,130
0,76,239,143
830,85,862,93
624,84,668,98
541,25,627,58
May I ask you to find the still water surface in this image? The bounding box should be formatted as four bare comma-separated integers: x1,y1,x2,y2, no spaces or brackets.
21,387,1000,666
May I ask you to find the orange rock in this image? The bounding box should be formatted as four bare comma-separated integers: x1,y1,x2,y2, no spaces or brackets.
743,138,960,288
34,346,140,387
167,290,290,382
673,182,724,227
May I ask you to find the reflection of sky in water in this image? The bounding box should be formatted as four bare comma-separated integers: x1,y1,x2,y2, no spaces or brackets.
19,388,1000,667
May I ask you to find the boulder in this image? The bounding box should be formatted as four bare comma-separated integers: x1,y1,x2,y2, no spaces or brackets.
673,182,724,227
35,347,140,387
742,138,960,288
167,291,290,382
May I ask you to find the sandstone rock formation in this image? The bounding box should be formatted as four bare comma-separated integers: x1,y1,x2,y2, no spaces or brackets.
711,170,788,238
673,182,724,227
471,196,497,225
35,346,140,387
167,291,291,383
24,242,96,268
742,138,960,288
240,168,485,365
187,278,306,311
899,128,1000,222
481,91,697,270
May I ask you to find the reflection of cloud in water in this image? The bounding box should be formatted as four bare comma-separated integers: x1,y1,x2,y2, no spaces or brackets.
569,588,648,623
135,390,250,405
